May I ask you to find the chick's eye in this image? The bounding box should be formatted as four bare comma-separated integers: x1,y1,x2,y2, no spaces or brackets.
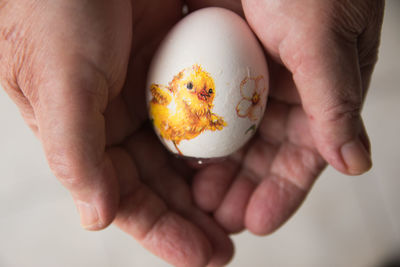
186,82,193,90
208,88,213,94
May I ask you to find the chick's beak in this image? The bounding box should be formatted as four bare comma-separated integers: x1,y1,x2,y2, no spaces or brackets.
197,87,210,101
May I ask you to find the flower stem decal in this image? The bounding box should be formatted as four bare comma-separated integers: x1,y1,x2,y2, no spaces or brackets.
245,124,257,134
236,76,267,122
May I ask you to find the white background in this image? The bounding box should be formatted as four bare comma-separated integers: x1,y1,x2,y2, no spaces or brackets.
0,1,399,266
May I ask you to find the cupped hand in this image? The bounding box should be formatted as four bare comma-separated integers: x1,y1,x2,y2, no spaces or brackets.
187,0,384,235
0,0,233,266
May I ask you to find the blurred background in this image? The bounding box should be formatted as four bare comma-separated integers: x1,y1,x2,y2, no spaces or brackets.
0,1,399,267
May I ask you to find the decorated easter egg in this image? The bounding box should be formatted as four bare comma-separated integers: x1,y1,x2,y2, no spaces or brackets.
147,7,269,159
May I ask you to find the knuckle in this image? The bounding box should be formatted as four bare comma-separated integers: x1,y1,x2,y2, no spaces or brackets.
0,22,31,70
47,150,87,187
68,67,110,112
0,23,40,105
322,97,362,123
0,4,45,107
0,25,25,52
330,0,385,41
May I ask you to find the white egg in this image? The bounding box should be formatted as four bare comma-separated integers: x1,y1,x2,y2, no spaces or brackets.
147,7,269,158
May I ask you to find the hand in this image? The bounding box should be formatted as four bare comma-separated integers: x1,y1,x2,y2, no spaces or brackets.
186,0,384,234
0,1,232,266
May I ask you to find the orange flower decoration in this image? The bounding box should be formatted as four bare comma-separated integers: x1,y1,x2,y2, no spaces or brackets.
236,76,267,122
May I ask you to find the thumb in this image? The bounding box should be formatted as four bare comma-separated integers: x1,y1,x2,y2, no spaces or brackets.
0,0,133,231
241,0,379,175
31,60,119,230
284,35,372,175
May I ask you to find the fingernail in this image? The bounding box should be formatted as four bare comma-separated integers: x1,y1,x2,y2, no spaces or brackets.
76,200,101,230
341,138,372,175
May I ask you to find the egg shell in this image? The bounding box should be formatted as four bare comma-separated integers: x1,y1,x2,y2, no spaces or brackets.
147,7,269,158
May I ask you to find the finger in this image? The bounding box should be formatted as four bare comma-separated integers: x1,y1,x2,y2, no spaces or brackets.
245,143,325,235
211,135,278,233
192,161,237,212
33,63,119,230
108,147,214,267
245,173,307,235
243,1,372,175
246,105,326,235
187,210,235,267
214,173,256,234
125,128,234,266
285,35,371,175
114,186,212,267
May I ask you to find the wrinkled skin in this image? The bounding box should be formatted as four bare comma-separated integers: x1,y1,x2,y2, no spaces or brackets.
0,0,384,266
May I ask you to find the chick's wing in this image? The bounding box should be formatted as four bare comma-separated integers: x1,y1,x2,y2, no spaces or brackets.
150,84,172,105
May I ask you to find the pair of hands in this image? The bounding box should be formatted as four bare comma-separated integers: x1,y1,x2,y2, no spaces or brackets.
0,0,384,266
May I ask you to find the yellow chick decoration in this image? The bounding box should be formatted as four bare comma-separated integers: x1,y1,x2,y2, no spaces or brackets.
149,64,227,155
